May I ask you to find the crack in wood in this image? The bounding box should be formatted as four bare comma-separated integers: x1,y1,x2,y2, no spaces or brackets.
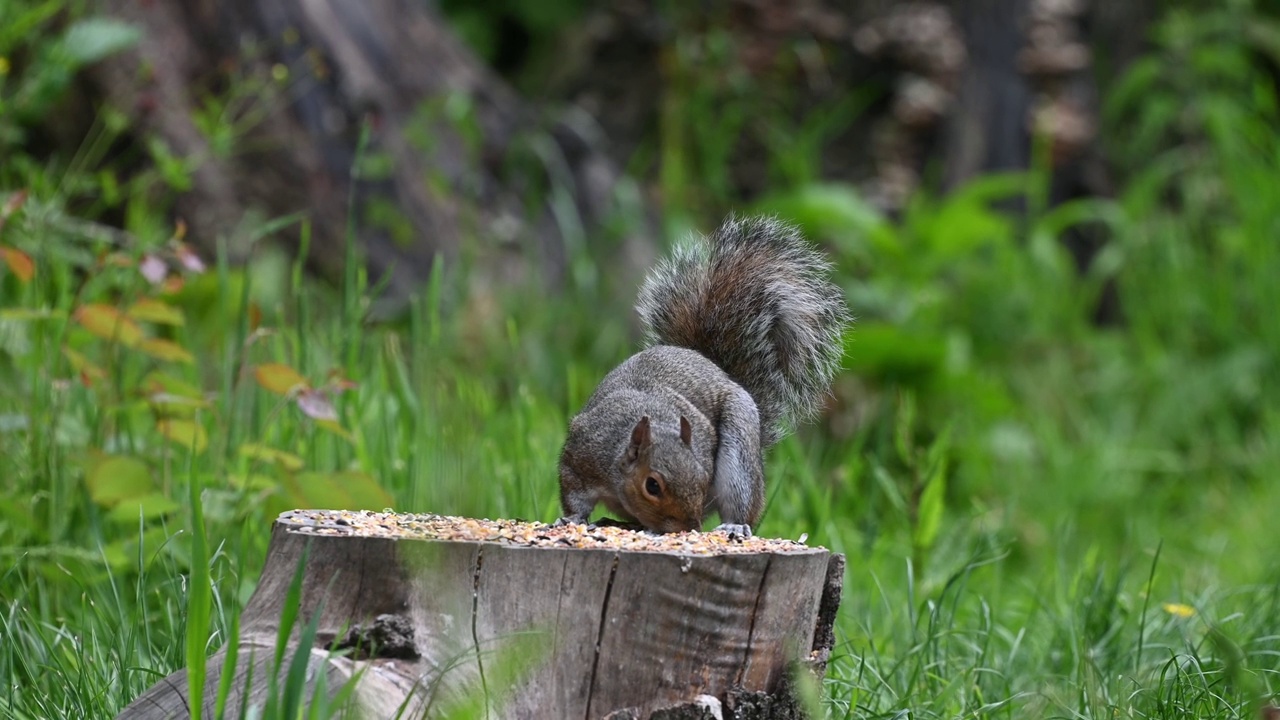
736,555,773,687
347,543,369,625
153,676,187,717
553,553,569,660
585,553,621,720
471,546,490,719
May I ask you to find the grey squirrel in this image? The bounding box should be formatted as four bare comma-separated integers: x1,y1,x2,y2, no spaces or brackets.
557,215,851,536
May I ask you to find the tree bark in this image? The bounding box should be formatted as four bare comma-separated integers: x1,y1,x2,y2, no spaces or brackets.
547,0,1156,323
553,0,1160,201
83,0,1164,324
115,511,844,719
94,0,654,318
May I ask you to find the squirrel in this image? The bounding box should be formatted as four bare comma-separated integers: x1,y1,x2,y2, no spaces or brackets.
556,215,851,536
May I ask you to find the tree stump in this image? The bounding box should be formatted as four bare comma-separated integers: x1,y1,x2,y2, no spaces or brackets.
116,511,844,719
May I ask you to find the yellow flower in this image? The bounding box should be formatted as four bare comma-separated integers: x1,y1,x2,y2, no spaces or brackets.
1162,602,1196,618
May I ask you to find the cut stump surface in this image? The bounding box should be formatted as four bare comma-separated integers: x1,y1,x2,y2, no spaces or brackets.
116,510,844,719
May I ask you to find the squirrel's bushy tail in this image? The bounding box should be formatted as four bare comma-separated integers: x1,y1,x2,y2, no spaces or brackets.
637,215,851,445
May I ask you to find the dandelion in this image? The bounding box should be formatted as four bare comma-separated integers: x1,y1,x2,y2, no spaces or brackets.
1162,602,1196,618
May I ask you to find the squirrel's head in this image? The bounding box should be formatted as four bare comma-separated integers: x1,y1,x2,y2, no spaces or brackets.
618,415,708,533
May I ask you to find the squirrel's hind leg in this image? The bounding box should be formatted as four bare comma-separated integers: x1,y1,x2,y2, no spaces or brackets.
709,388,766,531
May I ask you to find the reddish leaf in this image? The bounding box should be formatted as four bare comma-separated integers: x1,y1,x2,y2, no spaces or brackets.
0,246,34,282
64,347,107,384
326,368,358,392
254,363,309,395
160,276,185,294
137,338,194,364
0,190,27,232
74,304,144,346
239,443,304,472
156,418,208,454
128,298,186,326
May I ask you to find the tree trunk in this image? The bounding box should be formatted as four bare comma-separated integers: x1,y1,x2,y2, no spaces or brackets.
86,0,1164,321
94,0,654,318
115,511,844,719
553,0,1159,200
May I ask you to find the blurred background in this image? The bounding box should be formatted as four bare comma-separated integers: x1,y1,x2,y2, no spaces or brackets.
3,0,1280,716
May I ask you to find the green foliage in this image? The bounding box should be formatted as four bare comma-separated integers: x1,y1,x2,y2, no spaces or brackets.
0,1,138,155
438,0,591,83
2,0,1280,718
187,435,212,720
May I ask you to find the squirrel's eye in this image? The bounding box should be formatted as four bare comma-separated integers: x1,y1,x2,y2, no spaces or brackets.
644,476,662,498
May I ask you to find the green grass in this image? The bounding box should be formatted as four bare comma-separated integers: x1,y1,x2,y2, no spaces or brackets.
1,189,1277,718
3,1,1280,718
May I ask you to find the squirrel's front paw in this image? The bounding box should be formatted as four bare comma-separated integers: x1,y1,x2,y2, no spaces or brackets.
552,516,587,528
713,523,753,540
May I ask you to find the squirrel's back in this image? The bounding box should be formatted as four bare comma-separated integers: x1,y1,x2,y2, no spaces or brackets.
636,215,850,446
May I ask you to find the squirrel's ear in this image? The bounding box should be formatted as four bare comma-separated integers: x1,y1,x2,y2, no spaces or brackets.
627,416,653,461
680,416,692,447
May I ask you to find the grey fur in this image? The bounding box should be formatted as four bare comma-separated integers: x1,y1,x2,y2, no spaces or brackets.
558,215,851,532
636,214,851,445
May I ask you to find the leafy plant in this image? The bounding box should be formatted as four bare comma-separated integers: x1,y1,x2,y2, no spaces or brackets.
0,3,139,164
3,0,1280,718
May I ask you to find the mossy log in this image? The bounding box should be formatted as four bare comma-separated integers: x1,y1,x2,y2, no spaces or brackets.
115,511,843,720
